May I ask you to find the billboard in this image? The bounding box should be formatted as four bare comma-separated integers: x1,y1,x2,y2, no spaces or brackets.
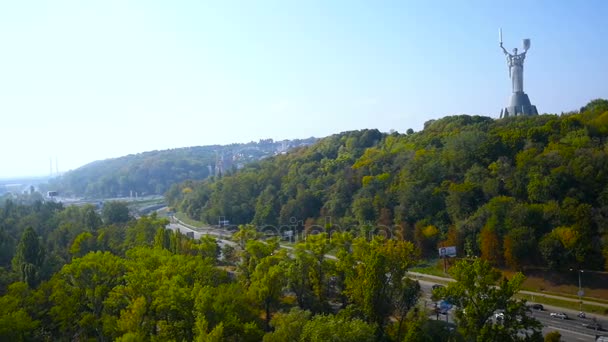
438,246,456,258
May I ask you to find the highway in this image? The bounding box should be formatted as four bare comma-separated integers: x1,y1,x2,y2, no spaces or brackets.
531,306,606,341
417,279,607,342
165,222,236,248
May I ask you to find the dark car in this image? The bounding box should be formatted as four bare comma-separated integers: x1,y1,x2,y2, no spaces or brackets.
528,304,544,311
582,322,602,331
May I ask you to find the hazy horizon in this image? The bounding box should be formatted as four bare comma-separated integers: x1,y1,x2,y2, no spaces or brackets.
1,1,606,178
0,133,321,179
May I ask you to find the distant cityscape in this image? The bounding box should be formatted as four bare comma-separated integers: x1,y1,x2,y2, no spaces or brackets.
0,137,318,198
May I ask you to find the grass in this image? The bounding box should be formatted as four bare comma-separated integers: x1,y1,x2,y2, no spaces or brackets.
533,291,608,305
517,293,608,316
413,259,608,307
279,240,297,247
126,197,165,205
127,199,165,209
505,269,608,304
410,271,608,315
174,212,206,228
155,207,170,215
411,259,451,278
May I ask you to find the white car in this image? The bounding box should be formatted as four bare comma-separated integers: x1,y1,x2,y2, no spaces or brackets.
550,312,568,320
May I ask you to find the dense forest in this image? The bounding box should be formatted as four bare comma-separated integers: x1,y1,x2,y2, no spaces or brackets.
167,99,608,272
47,138,316,198
0,199,542,341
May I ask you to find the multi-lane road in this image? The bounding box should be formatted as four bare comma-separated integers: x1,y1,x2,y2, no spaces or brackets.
417,279,607,342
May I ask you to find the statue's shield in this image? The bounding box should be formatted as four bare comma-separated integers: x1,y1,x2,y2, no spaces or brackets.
523,39,531,50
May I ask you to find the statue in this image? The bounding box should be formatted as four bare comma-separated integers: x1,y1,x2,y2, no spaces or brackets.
498,29,538,118
500,42,527,93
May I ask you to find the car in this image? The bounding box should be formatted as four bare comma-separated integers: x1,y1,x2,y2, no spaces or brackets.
550,312,568,320
528,304,544,311
582,322,603,331
432,284,444,290
494,312,505,321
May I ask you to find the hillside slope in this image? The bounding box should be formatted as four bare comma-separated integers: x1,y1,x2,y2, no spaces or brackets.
168,99,608,272
48,138,317,197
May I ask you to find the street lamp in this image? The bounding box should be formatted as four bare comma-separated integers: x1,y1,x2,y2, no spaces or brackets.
570,268,584,312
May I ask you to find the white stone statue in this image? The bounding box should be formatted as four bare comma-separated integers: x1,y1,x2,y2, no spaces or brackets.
500,37,530,93
498,30,537,117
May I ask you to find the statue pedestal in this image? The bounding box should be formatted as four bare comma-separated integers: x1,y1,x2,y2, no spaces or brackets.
500,91,538,118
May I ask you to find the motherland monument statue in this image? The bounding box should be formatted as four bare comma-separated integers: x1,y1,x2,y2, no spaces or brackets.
499,29,538,118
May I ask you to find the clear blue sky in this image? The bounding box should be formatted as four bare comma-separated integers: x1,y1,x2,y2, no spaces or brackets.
1,0,606,178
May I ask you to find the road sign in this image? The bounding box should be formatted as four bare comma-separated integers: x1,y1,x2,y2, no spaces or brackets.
578,290,585,297
438,300,453,314
439,246,457,258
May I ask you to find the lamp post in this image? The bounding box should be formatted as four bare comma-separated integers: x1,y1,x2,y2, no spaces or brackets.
570,268,584,312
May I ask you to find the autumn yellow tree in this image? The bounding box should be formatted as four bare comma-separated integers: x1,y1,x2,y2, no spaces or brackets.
480,226,501,265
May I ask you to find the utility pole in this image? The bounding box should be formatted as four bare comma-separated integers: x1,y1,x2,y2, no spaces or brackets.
570,268,584,312
578,270,584,312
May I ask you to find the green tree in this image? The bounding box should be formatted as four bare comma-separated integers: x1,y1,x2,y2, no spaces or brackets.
286,245,315,311
0,228,16,268
238,238,278,287
124,214,168,249
503,227,536,270
0,282,40,341
263,308,311,342
232,224,263,250
248,251,288,330
544,330,561,342
539,233,566,270
302,233,334,312
153,227,172,250
83,205,103,230
193,317,225,342
392,277,422,342
69,232,97,258
102,201,131,225
346,237,419,337
106,247,230,340
435,258,542,341
300,313,376,342
252,185,280,227
12,227,45,288
332,231,356,308
194,235,220,261
285,233,336,313
49,251,126,341
193,283,262,341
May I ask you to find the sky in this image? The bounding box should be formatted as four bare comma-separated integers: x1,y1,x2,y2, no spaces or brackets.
1,0,607,179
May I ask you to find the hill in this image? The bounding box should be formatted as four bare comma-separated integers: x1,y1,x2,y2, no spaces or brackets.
47,138,317,198
167,99,608,272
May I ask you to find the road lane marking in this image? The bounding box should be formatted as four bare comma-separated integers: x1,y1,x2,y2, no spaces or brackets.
546,326,593,338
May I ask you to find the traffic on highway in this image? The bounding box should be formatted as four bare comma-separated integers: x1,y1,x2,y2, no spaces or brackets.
418,279,608,342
